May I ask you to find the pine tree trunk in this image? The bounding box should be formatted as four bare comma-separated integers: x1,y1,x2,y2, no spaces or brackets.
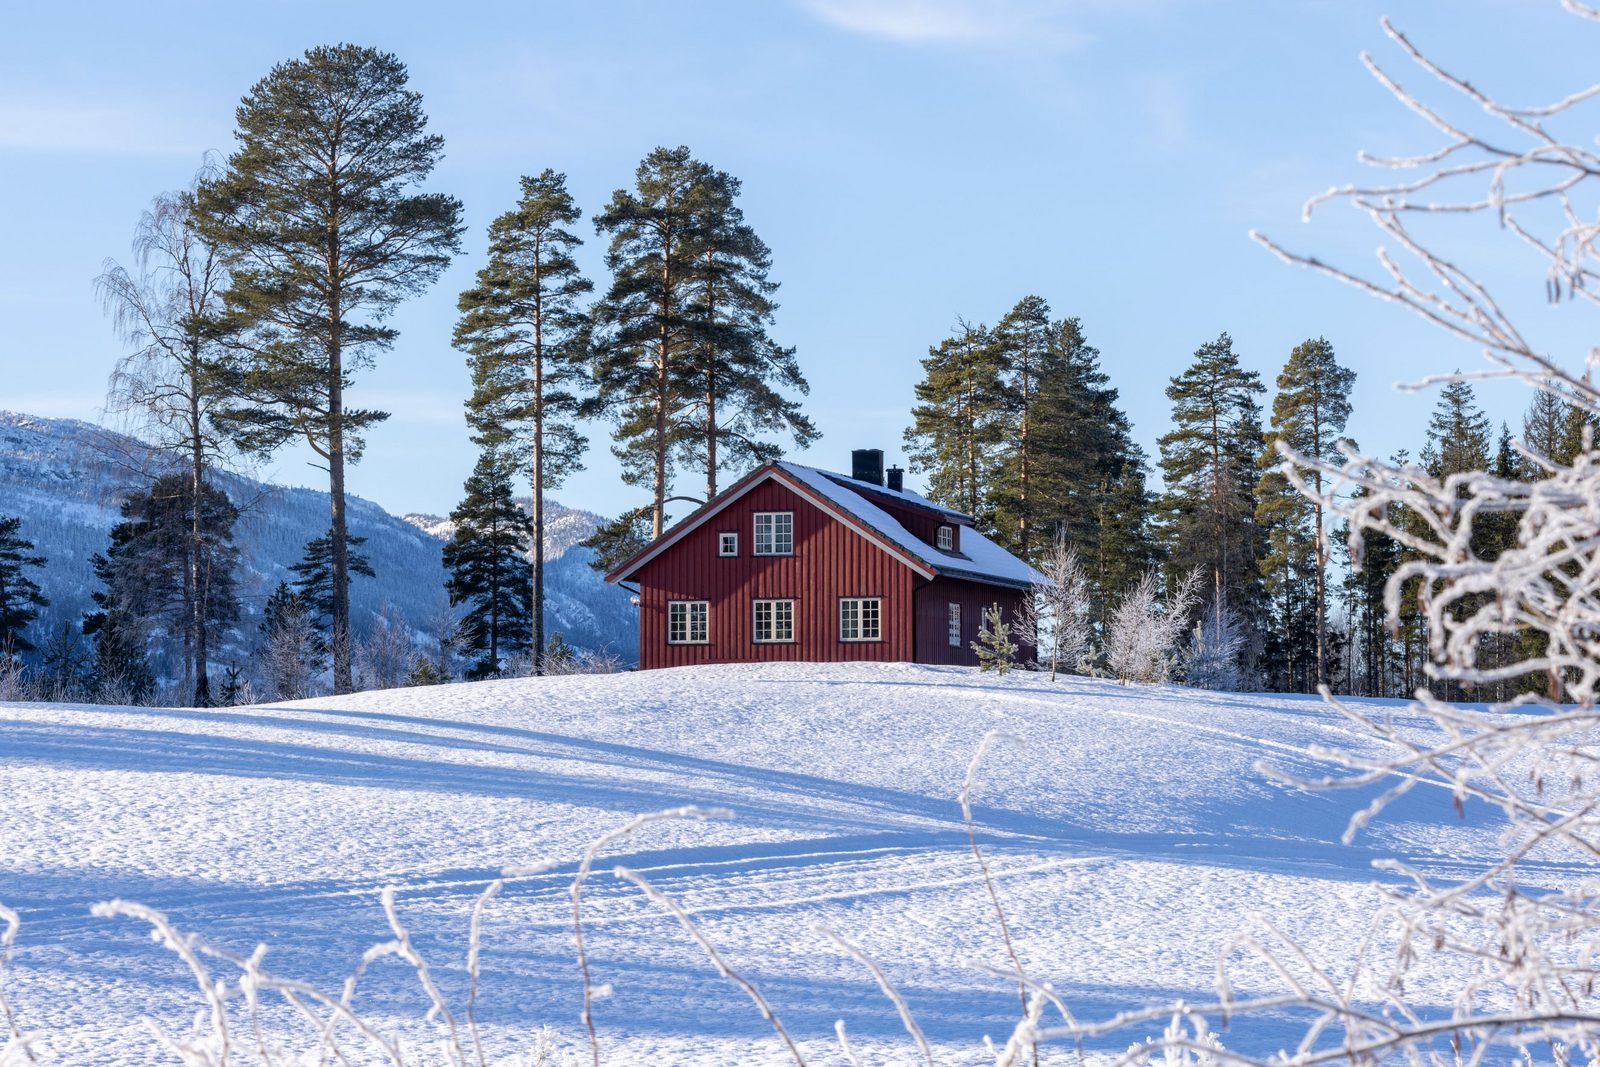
652,250,671,539
190,384,211,708
329,300,353,695
533,381,546,677
705,250,719,503
1019,347,1030,557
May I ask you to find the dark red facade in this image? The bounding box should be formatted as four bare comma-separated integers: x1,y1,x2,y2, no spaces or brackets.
611,466,1033,672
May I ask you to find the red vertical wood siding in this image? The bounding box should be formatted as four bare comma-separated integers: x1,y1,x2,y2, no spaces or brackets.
636,479,920,669
912,577,1029,666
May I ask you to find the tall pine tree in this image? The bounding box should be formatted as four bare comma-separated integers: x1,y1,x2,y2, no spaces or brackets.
1257,337,1355,688
681,167,816,500
904,320,1003,521
455,169,591,674
1158,333,1266,659
443,445,534,678
197,44,464,694
988,296,1051,558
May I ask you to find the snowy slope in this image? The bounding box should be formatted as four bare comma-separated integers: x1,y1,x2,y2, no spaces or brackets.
0,411,637,665
0,664,1509,1064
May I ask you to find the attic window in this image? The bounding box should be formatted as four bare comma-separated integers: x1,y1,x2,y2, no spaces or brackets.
754,511,793,555
936,525,953,551
719,532,738,556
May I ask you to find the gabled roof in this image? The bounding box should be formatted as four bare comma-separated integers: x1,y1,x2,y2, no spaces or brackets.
605,462,1048,591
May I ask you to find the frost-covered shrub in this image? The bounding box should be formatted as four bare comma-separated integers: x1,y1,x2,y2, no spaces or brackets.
1013,532,1091,680
1105,569,1199,685
1182,602,1243,691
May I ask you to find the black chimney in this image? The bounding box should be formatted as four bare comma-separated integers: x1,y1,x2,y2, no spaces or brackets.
886,466,904,492
851,448,884,485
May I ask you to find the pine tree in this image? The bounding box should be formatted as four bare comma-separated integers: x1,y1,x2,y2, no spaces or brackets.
1258,337,1356,689
197,44,464,694
904,320,1004,520
455,169,592,674
680,167,816,500
291,532,375,636
1091,468,1161,639
83,518,159,705
1157,333,1266,655
443,445,534,679
0,516,48,655
591,146,715,543
971,604,1017,674
988,296,1052,558
96,166,234,706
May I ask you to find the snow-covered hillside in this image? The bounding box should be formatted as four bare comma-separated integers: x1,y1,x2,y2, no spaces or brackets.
0,411,637,666
0,664,1505,1064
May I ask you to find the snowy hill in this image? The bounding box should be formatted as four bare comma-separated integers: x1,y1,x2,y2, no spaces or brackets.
0,411,637,667
0,664,1505,1064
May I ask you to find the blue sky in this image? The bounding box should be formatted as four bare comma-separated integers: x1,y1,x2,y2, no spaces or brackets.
1,0,1590,519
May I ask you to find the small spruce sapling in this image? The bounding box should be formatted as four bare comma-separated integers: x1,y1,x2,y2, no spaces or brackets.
972,604,1017,674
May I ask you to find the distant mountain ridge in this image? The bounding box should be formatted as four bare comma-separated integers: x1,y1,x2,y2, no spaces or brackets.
0,411,637,671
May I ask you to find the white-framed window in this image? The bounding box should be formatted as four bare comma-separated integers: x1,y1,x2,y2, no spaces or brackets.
936,525,953,551
753,511,794,555
947,603,962,647
668,600,709,644
753,599,795,643
839,597,882,642
719,532,738,557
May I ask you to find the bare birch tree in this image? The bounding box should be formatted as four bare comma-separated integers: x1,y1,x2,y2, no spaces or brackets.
1014,531,1090,680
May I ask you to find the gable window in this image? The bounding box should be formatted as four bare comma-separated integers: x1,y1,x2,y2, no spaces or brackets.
719,532,739,557
753,511,793,555
839,597,882,642
753,599,795,643
936,525,953,551
947,603,962,647
668,601,709,644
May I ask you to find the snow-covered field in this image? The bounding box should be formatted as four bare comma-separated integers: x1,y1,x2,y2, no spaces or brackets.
0,663,1508,1064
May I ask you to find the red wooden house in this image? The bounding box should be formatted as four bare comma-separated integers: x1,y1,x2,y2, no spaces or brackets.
606,450,1045,670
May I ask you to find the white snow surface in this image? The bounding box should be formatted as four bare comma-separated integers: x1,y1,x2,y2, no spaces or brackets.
0,663,1509,1064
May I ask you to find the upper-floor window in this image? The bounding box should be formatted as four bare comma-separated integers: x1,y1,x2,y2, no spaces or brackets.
947,603,962,647
753,599,795,643
936,525,953,551
668,600,709,644
719,532,739,557
839,597,882,642
754,511,793,555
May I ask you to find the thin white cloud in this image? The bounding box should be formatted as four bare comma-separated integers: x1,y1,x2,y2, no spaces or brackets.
0,98,213,157
795,0,1092,50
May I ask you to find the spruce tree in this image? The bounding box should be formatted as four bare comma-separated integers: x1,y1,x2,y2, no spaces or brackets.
1422,378,1492,479
291,531,375,637
443,445,534,678
96,167,234,706
1157,333,1267,653
0,516,48,655
1522,384,1571,469
904,320,1003,520
197,44,464,694
455,170,592,675
681,166,816,499
1257,337,1355,688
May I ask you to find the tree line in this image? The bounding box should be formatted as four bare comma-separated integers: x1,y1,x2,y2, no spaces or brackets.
0,41,1556,705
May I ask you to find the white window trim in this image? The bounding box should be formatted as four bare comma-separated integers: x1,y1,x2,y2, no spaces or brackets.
667,600,710,645
718,532,739,557
753,598,796,643
753,511,794,556
947,603,962,648
839,597,883,643
936,525,953,551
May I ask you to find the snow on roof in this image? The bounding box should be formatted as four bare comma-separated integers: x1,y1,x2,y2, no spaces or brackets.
776,462,1049,589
